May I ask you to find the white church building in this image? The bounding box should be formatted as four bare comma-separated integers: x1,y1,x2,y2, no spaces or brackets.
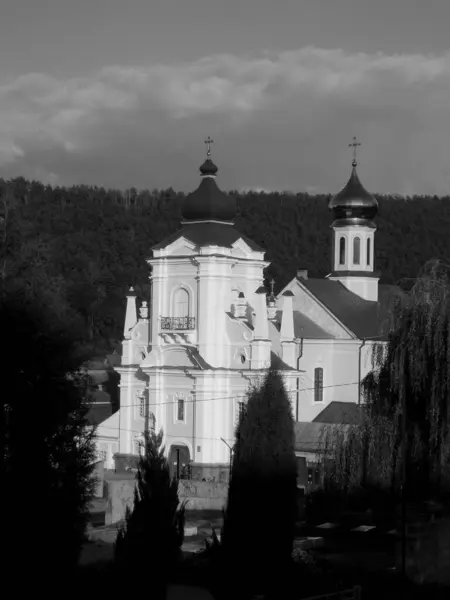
95,142,399,479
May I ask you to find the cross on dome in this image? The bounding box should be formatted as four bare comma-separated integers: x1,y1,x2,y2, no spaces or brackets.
349,136,361,167
205,136,214,157
269,278,275,296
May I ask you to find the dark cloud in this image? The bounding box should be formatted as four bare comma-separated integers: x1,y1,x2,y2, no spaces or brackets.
1,47,450,194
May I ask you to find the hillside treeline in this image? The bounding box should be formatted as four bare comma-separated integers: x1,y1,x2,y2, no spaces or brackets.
1,176,449,357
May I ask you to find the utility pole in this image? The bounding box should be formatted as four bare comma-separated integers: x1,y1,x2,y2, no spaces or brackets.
400,392,407,579
176,448,180,480
221,437,233,482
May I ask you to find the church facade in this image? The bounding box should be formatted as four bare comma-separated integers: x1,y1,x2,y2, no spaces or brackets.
95,142,398,477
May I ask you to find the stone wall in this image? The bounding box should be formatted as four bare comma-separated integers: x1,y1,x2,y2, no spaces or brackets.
396,515,450,585
105,477,228,525
92,460,105,498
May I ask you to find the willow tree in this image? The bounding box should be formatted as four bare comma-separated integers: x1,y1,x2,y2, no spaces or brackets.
364,259,450,500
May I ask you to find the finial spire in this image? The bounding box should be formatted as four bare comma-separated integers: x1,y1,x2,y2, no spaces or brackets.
269,278,275,296
349,136,361,167
205,136,214,157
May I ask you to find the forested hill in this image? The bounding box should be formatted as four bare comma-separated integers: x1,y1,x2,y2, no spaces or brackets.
1,176,449,357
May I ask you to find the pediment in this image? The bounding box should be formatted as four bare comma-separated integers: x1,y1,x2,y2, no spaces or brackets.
278,278,351,339
141,345,202,369
231,237,256,258
163,237,197,256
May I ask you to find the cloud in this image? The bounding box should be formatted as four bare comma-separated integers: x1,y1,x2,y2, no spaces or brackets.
1,47,450,193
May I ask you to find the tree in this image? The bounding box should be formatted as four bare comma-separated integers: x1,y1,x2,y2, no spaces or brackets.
221,368,298,599
1,290,97,582
114,429,186,597
364,259,450,501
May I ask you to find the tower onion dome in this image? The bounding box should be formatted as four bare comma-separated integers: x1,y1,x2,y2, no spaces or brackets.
181,139,237,223
328,159,378,224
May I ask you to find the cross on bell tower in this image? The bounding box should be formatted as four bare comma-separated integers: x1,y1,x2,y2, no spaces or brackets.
349,136,361,167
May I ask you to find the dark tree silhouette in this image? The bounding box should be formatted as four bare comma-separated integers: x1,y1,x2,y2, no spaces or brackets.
221,368,298,599
364,259,450,500
1,290,97,581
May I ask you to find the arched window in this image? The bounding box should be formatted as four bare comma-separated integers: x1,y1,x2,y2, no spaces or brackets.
314,367,323,403
353,237,361,265
366,238,371,266
339,237,346,265
174,287,189,318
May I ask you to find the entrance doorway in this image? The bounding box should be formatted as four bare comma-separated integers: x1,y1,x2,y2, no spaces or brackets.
168,444,191,480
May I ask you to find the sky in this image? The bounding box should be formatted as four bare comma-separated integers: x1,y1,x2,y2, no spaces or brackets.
1,0,450,194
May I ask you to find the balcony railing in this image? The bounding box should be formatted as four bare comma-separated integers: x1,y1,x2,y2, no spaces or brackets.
160,316,196,331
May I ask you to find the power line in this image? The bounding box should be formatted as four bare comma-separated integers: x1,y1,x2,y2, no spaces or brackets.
100,380,360,411
97,425,325,447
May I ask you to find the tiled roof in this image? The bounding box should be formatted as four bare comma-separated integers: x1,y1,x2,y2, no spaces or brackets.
275,310,333,339
299,277,403,339
313,401,363,425
294,421,351,453
152,222,263,252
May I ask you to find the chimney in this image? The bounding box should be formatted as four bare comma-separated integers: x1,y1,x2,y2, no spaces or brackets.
124,286,138,339
280,290,295,340
280,290,296,368
250,286,272,369
297,269,308,280
253,286,269,339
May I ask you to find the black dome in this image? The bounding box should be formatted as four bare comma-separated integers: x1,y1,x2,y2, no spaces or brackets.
181,159,236,222
329,163,378,221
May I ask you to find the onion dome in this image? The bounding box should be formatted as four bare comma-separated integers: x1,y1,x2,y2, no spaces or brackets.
181,138,237,223
329,139,378,226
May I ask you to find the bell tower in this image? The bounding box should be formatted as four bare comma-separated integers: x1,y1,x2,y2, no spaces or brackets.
327,138,379,302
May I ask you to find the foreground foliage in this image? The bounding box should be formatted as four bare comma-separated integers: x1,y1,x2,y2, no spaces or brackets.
313,259,450,525
220,368,298,599
114,430,186,596
1,291,97,578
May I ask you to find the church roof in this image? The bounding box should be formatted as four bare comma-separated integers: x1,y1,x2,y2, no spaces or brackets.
298,277,403,339
275,310,333,339
313,401,363,425
294,421,351,453
329,162,378,222
181,146,237,223
182,174,237,222
152,221,263,252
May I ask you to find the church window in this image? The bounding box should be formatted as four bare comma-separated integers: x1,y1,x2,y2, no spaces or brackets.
174,287,190,318
353,237,361,265
339,237,346,265
139,394,145,418
366,238,371,266
98,450,107,462
177,397,185,421
237,401,246,421
314,367,323,402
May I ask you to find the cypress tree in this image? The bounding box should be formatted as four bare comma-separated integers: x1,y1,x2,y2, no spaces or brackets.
221,367,298,599
114,429,186,597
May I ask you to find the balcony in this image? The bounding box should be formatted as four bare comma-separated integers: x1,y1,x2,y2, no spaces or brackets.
160,316,196,331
